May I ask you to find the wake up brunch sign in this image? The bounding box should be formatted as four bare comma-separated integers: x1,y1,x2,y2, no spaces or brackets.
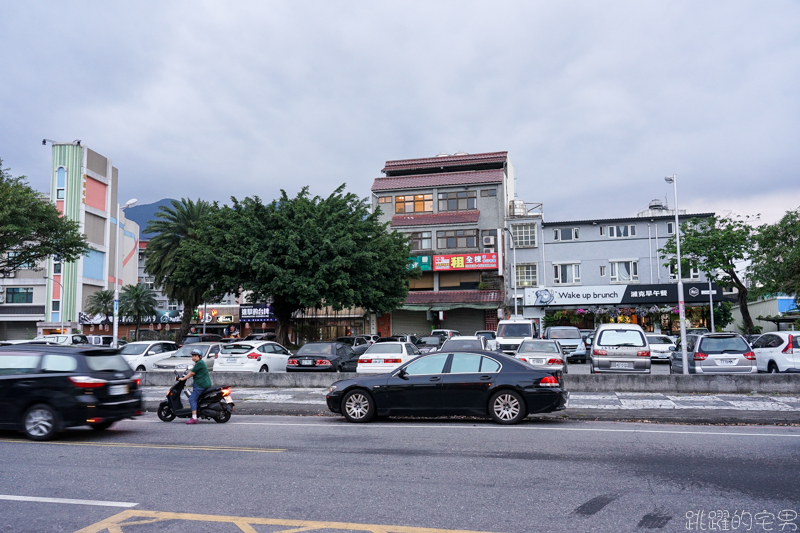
433,253,499,271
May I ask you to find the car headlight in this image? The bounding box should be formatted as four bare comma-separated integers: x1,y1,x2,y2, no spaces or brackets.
329,385,338,393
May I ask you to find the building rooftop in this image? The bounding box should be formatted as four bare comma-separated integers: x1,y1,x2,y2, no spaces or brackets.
542,212,715,226
372,169,504,192
392,211,480,227
382,151,508,174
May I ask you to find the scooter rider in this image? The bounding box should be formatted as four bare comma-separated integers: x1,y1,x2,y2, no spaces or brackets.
180,348,212,424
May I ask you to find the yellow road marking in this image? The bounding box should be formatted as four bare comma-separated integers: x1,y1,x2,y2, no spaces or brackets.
75,510,503,533
0,439,285,453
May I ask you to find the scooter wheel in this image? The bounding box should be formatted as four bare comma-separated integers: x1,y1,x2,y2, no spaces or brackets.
214,409,232,423
157,404,176,422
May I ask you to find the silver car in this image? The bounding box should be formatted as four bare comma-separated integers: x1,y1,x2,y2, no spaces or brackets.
670,333,757,374
152,342,222,371
514,340,566,373
590,324,651,374
646,334,676,363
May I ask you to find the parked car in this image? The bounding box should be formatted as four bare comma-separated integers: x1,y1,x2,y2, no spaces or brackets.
430,329,461,339
327,350,567,424
744,334,763,346
363,334,380,344
751,332,798,373
335,336,371,356
0,345,142,440
415,335,447,354
542,327,585,357
686,327,711,335
646,334,676,363
152,343,223,371
242,333,277,342
180,334,223,346
567,332,592,364
590,324,651,374
213,341,292,372
87,335,113,346
376,335,419,344
32,334,89,345
670,333,757,374
287,342,358,372
474,330,498,351
514,340,566,373
496,320,536,354
357,342,419,374
118,341,179,372
440,336,489,352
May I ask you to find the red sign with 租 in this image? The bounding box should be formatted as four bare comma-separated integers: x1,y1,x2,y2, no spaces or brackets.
433,253,499,271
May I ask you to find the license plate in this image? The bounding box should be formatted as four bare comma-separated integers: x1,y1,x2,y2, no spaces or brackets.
301,360,313,366
372,359,383,364
613,362,630,369
224,397,233,403
531,359,546,365
227,358,237,363
109,384,128,395
718,359,737,365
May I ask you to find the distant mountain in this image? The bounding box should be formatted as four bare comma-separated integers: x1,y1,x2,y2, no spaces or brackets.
124,198,176,240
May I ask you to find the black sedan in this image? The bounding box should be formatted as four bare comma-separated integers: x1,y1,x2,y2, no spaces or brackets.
287,342,358,372
326,350,567,424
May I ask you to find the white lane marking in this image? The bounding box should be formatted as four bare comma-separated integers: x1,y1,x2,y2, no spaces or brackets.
228,421,800,438
0,494,137,508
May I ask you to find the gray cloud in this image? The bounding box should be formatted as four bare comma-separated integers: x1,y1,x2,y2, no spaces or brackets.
1,1,798,222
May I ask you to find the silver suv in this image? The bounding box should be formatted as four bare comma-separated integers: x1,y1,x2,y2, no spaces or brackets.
671,333,757,374
590,324,651,374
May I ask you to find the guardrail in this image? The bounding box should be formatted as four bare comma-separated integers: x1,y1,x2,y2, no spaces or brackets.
139,371,800,394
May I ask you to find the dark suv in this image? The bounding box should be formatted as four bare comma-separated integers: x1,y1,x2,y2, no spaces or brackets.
0,345,142,440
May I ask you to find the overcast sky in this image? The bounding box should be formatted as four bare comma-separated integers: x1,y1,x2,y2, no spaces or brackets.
2,1,798,223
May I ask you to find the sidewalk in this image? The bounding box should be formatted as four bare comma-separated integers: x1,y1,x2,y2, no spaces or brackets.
141,387,800,425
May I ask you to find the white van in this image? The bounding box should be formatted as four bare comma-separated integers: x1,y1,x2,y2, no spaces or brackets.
496,320,537,355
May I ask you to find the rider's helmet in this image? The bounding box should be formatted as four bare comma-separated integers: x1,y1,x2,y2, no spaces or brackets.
190,348,202,357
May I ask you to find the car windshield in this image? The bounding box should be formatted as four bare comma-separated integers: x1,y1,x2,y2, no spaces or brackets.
548,329,581,339
647,336,674,345
365,344,403,354
597,330,646,347
221,344,255,355
84,354,130,372
496,324,532,338
297,344,335,355
173,345,207,357
442,339,483,350
699,336,750,354
476,332,495,340
518,341,559,353
416,336,442,346
119,344,149,355
335,337,355,346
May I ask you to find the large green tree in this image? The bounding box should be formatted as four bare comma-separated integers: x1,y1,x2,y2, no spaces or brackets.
660,214,758,333
120,284,158,341
0,158,89,274
172,186,414,345
751,207,800,306
84,289,115,325
144,198,216,340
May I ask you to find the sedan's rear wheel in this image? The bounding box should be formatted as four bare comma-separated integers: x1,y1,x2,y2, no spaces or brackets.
768,362,779,373
341,389,375,423
259,365,269,373
136,366,146,372
23,404,59,441
489,390,526,425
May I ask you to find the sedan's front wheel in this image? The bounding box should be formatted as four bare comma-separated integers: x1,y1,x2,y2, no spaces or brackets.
23,404,59,441
489,390,526,425
341,389,375,423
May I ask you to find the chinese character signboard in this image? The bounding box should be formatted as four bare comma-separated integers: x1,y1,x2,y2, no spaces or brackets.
433,253,499,271
240,303,277,322
523,283,728,307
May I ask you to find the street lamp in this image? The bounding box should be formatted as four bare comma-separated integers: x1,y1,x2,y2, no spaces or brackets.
113,198,137,348
503,227,518,317
45,276,64,339
665,175,688,375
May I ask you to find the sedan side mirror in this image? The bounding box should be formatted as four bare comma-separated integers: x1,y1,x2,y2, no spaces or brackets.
669,346,676,351
148,351,157,356
396,367,409,380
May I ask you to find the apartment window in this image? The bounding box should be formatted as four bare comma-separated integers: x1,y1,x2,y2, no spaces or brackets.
438,191,477,212
143,277,155,290
395,194,433,214
51,301,60,312
510,223,537,247
553,263,580,285
553,228,579,241
599,226,605,236
515,264,538,287
56,167,66,203
436,229,478,249
409,231,432,251
8,252,33,270
480,189,497,197
608,224,637,238
7,287,34,304
599,266,606,277
610,261,639,282
378,196,392,204
53,262,62,274
168,300,178,311
669,264,700,280
666,222,675,235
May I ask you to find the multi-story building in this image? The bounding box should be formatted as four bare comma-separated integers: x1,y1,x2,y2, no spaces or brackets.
370,151,513,336
0,142,139,339
504,199,727,334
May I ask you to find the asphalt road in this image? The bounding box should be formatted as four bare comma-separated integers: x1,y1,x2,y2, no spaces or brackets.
1,414,799,533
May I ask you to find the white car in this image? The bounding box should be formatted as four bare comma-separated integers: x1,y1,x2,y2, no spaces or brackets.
357,342,420,374
151,343,223,371
752,332,799,373
213,341,292,372
119,341,179,372
440,336,489,352
646,334,676,363
474,330,498,351
514,339,566,373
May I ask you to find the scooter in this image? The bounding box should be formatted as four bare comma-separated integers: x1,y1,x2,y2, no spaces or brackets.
157,371,234,423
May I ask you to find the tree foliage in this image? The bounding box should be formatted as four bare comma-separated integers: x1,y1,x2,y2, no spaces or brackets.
0,158,89,274
660,214,758,333
143,198,216,340
120,284,158,341
171,186,414,344
751,207,800,307
84,290,115,325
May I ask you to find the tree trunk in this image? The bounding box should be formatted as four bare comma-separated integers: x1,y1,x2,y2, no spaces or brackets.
737,287,755,334
134,316,140,342
271,299,299,347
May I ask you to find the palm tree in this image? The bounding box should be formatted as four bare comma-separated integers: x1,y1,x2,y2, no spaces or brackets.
84,289,115,325
144,198,214,340
120,284,158,341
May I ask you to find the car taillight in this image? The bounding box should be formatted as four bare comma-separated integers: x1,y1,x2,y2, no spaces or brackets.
215,353,219,358
358,359,371,364
132,377,141,386
782,336,794,355
693,352,709,361
384,359,402,364
547,358,564,365
637,351,650,357
316,359,332,366
246,351,259,359
288,359,298,365
743,351,756,360
221,388,231,397
539,376,559,387
593,349,607,356
69,376,107,388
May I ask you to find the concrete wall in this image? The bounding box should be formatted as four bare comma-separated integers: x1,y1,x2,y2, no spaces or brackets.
140,371,800,393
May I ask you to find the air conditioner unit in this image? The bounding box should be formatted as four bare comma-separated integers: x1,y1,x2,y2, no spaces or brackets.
5,271,14,278
482,236,495,246
484,247,495,254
